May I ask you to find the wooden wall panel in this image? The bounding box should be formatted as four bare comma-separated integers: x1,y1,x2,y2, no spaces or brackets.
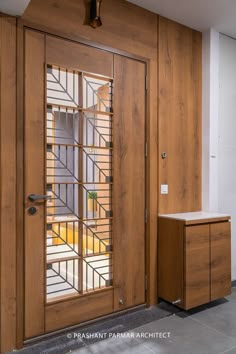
22,0,157,60
158,17,202,214
0,14,17,354
113,55,146,311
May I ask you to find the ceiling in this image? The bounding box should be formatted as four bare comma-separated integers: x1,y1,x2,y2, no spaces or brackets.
0,0,30,16
127,0,236,38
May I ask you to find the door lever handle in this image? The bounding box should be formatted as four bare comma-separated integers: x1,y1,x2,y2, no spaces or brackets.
28,194,51,202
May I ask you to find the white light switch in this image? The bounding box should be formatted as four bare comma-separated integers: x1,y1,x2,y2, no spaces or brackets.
161,184,168,194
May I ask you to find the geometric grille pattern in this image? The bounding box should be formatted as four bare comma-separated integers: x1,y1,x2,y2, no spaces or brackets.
46,65,113,301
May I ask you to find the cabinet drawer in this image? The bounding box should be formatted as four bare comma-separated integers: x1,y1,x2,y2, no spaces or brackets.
185,225,210,309
210,222,231,301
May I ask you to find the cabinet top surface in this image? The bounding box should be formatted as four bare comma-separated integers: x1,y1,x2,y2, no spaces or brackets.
158,211,230,223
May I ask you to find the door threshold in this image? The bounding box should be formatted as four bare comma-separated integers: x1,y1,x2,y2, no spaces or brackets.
24,304,147,345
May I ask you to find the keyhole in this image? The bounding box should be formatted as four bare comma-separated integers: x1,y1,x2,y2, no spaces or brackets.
28,207,37,215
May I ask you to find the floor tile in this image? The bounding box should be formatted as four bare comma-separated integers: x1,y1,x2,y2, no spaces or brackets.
226,288,236,302
222,345,236,354
70,336,154,354
6,336,85,354
189,300,236,339
131,314,236,354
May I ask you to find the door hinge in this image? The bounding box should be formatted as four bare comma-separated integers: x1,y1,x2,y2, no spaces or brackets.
145,76,148,91
145,141,148,158
145,208,148,223
145,275,148,290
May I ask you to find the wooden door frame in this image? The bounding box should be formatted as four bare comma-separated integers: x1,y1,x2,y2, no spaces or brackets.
16,19,156,348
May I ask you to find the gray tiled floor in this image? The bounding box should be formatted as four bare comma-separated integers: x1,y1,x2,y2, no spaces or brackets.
71,288,236,354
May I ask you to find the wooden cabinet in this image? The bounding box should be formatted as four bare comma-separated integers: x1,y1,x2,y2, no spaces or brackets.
158,212,231,310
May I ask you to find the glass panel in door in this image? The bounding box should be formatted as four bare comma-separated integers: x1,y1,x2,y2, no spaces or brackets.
46,65,113,301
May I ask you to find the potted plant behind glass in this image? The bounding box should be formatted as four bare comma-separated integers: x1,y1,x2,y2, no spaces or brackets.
88,191,98,213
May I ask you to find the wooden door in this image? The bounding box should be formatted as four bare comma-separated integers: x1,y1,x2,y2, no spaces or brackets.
24,30,146,338
210,222,231,301
185,225,210,309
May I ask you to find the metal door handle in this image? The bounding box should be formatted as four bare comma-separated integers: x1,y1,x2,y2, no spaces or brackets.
28,194,51,202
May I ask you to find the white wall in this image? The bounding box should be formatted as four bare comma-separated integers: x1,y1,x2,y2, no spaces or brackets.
202,31,236,280
218,34,236,280
202,29,220,212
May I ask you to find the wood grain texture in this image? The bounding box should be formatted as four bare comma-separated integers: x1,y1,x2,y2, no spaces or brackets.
22,0,158,307
185,225,210,309
46,289,113,332
158,17,202,214
23,0,158,60
159,217,232,310
113,55,146,311
16,19,24,349
0,0,204,350
158,218,184,306
24,30,45,339
146,56,159,305
210,222,231,301
0,14,17,354
46,35,113,77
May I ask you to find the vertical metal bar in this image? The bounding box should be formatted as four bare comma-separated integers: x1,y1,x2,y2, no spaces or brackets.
66,145,68,176
86,79,88,108
65,184,68,213
93,229,95,254
93,269,95,290
59,223,61,244
73,71,75,101
85,115,88,146
73,184,76,218
66,69,68,91
86,224,88,256
66,260,68,283
99,232,101,253
66,221,68,246
86,188,88,220
86,262,88,292
78,72,84,293
92,80,95,109
59,261,61,279
108,81,113,287
92,154,95,185
73,259,75,289
73,221,75,252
